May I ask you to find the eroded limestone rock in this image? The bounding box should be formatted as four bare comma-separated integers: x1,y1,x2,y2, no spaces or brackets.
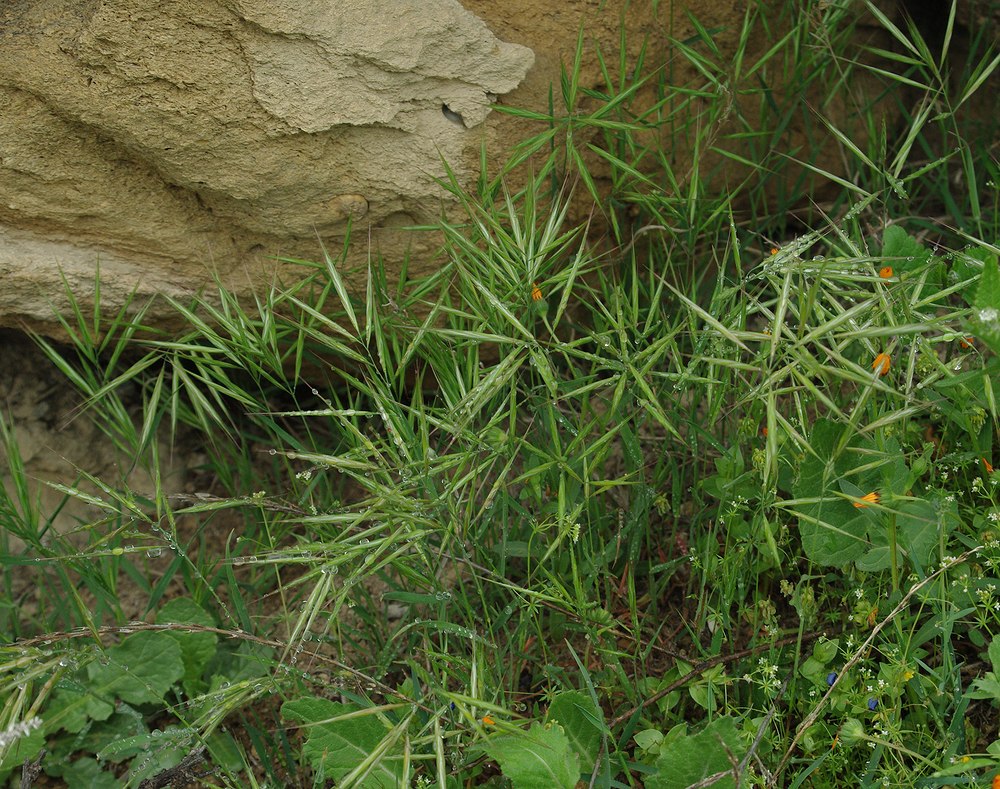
0,0,535,334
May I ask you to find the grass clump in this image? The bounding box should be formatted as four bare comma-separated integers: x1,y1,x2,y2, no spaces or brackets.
2,1,999,787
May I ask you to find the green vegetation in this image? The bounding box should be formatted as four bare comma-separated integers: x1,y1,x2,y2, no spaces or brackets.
2,1,999,786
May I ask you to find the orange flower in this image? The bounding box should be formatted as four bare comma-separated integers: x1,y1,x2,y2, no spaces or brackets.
761,426,768,438
871,353,891,376
983,457,995,474
879,266,893,279
854,491,880,508
961,336,975,349
531,283,543,301
992,772,1000,789
770,247,780,256
482,715,495,726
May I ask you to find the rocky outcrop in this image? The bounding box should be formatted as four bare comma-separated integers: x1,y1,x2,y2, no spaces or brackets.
0,0,539,334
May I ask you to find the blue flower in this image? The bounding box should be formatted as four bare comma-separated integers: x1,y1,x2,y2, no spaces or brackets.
826,672,837,686
867,698,878,711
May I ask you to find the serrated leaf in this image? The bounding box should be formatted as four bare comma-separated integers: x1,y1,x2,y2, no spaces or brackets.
60,757,119,789
546,691,604,773
157,598,218,696
485,721,578,789
881,226,931,274
282,698,401,788
967,672,1000,701
46,709,140,766
45,685,115,734
87,631,184,706
647,716,744,789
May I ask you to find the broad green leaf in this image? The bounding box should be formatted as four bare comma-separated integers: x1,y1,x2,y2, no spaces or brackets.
976,253,1000,312
546,691,604,773
856,545,892,572
798,504,869,566
46,709,140,766
794,420,872,566
45,685,115,734
60,757,119,789
800,655,831,686
896,499,939,569
953,248,996,306
485,721,578,789
814,638,840,664
634,729,664,753
282,698,401,788
647,716,744,789
206,730,246,773
858,498,944,573
967,672,1000,701
880,225,931,276
157,598,218,696
87,631,184,706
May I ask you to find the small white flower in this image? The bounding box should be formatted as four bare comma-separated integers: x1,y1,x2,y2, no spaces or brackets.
0,717,42,749
978,307,998,323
